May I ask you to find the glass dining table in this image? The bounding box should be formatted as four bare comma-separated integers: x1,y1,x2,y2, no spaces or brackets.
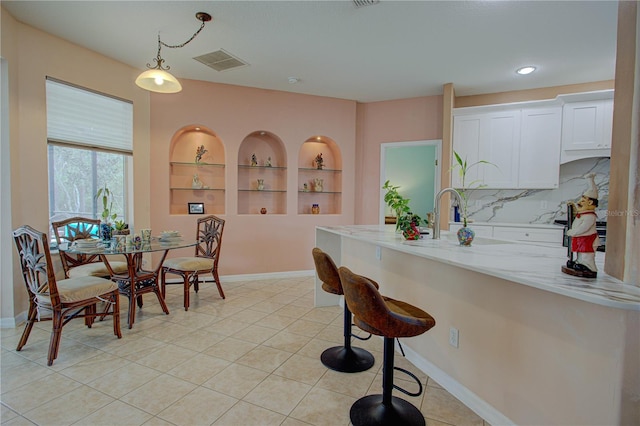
60,237,197,329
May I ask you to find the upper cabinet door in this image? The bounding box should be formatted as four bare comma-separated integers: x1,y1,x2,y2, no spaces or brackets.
481,111,520,189
451,114,482,188
519,107,562,189
560,98,613,163
562,101,605,150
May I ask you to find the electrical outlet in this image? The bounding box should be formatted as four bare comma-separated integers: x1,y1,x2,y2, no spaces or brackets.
541,200,548,209
449,327,459,348
475,200,482,208
375,246,382,261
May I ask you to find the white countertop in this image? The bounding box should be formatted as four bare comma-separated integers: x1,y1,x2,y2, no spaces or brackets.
317,225,639,310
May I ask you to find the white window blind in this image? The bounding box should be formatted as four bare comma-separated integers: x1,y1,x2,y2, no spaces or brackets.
46,77,133,154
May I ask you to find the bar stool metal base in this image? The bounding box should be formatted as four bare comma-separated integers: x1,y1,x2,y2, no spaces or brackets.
350,394,425,426
320,345,375,373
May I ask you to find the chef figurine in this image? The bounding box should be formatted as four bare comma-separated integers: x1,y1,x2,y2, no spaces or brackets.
562,174,600,278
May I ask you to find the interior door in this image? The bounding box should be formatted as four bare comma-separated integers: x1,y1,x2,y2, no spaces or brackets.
379,140,441,225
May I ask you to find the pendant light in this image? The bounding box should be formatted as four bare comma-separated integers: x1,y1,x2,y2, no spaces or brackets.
135,12,212,94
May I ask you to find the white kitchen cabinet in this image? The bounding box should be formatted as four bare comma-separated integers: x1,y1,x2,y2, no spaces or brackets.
492,226,563,244
560,97,613,163
452,105,559,189
451,114,482,188
449,223,564,244
518,107,562,188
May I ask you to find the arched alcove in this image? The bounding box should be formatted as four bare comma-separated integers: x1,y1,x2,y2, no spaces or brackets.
237,130,287,214
168,125,225,215
297,135,342,214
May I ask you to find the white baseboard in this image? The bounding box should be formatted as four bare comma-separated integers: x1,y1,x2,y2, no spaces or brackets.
1,310,26,329
398,340,516,426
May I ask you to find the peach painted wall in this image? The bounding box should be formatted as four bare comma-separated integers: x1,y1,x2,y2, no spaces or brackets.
1,10,151,323
149,79,357,275
355,96,444,224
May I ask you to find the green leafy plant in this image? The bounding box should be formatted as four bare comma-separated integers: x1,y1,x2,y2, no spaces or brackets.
382,181,428,237
114,219,128,231
382,180,411,221
451,151,496,227
95,184,117,224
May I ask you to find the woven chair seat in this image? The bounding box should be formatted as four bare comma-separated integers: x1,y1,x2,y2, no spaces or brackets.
163,257,214,272
68,260,128,278
36,276,118,304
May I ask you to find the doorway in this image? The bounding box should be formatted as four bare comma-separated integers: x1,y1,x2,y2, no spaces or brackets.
379,140,441,225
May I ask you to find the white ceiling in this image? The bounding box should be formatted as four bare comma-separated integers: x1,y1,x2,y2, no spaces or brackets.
2,0,619,102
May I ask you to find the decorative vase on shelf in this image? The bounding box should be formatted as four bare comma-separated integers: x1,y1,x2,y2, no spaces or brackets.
257,179,264,191
457,226,475,246
314,178,323,192
192,174,203,189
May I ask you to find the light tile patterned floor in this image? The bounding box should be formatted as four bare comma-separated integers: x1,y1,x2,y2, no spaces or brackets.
1,276,488,426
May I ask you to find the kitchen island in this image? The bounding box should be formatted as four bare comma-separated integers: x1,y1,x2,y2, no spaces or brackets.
315,225,639,426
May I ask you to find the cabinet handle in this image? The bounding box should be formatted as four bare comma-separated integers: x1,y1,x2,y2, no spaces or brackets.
525,233,530,237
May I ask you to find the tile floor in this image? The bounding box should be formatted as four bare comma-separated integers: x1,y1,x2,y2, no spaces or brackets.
1,276,488,426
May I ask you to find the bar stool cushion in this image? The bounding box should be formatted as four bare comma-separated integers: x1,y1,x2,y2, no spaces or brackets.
341,271,435,338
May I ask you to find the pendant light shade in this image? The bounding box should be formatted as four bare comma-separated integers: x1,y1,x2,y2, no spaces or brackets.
136,12,211,94
135,69,182,93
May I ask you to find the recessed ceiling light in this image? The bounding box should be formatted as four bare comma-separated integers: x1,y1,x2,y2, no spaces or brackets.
516,66,536,75
288,77,299,84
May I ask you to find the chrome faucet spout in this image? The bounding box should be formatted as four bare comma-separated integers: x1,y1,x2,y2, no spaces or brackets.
432,188,463,239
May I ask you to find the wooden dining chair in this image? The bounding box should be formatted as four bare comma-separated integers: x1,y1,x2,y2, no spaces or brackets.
51,217,127,278
161,215,225,311
13,225,122,366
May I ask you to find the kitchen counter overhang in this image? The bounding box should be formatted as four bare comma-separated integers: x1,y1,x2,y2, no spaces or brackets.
318,225,639,310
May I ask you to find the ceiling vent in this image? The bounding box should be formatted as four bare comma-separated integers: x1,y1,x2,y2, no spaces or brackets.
353,0,380,7
193,49,248,72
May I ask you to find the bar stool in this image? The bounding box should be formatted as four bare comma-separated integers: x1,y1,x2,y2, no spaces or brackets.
339,266,436,426
312,248,375,373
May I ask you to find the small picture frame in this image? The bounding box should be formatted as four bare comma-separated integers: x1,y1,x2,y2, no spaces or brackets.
188,202,205,215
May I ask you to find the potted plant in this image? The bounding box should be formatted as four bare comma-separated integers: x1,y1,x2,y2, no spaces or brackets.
397,212,425,240
451,151,495,245
113,219,130,236
95,184,118,240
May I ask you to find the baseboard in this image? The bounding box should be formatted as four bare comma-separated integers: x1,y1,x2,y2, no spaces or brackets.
1,310,27,329
398,340,516,426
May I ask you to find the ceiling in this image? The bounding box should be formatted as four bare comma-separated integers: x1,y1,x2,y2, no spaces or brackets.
2,0,619,102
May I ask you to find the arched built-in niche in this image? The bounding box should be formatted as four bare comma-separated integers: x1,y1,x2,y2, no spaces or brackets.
298,136,342,214
237,131,287,215
169,125,225,215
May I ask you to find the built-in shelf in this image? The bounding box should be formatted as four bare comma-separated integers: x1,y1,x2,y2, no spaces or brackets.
297,137,343,215
238,131,287,214
169,126,226,215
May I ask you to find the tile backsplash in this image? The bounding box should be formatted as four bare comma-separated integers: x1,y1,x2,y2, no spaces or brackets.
464,157,609,224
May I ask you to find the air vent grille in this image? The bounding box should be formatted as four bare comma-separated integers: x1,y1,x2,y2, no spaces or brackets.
194,49,248,72
353,0,380,7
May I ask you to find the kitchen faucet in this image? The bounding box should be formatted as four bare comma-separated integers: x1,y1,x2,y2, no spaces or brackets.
432,188,463,239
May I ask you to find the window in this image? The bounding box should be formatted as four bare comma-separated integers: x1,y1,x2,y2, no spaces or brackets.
46,78,133,225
